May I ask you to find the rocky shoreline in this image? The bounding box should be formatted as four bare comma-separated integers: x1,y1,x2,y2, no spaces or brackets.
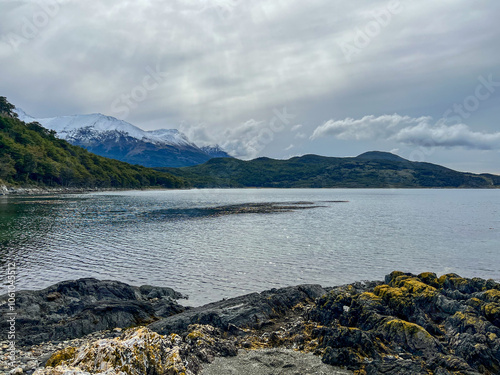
0,185,119,196
1,272,499,374
0,184,189,196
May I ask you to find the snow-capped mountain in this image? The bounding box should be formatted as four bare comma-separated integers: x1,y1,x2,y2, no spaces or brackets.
16,109,194,147
15,109,231,168
200,145,233,158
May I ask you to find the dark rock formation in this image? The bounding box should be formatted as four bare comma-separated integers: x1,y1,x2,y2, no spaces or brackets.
0,278,186,346
309,271,500,374
148,284,326,335
5,272,500,375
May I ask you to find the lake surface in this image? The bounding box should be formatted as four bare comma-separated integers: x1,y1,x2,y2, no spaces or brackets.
0,189,498,306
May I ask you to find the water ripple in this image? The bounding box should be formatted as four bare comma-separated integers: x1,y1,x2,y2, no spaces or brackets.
1,189,499,305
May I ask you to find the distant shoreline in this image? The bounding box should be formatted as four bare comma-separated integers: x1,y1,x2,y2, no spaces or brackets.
0,185,187,196
2,184,499,196
0,185,123,196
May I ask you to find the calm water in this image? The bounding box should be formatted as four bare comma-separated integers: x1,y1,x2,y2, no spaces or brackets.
0,189,499,306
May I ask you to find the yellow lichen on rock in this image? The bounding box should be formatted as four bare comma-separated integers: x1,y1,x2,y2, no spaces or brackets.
372,284,411,313
390,275,437,297
417,272,438,287
378,318,437,355
437,273,470,291
373,275,438,316
483,289,500,303
39,327,190,375
384,319,431,337
386,271,405,281
467,297,483,309
482,302,500,322
358,292,382,302
487,332,498,342
185,324,216,346
373,285,403,300
449,310,490,335
45,346,77,367
357,292,384,311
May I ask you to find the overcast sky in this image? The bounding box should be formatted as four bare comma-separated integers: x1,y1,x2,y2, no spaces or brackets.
1,0,499,173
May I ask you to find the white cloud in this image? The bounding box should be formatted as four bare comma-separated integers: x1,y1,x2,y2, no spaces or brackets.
181,118,281,159
179,122,218,147
294,132,306,139
0,0,345,126
311,114,500,150
310,114,431,140
394,122,500,150
291,124,303,132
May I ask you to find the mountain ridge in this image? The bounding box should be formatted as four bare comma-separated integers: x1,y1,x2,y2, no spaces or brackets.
5,98,499,189
356,150,410,162
15,109,194,146
0,97,186,189
158,152,500,188
14,108,231,168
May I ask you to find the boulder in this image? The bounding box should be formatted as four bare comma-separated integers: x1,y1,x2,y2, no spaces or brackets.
0,278,186,346
148,284,326,335
35,325,236,375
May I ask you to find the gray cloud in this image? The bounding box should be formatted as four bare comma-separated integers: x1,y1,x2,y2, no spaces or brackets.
1,0,499,172
181,118,288,159
311,114,500,150
0,0,345,125
395,122,500,150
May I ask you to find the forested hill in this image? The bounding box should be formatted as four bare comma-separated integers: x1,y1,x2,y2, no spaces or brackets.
159,152,500,188
2,96,498,190
0,97,185,189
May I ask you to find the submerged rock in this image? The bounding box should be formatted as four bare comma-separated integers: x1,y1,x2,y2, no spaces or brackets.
141,201,325,221
0,278,186,346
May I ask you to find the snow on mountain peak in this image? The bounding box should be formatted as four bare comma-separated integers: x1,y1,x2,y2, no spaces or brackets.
146,128,193,145
13,109,194,147
13,108,34,122
200,144,232,158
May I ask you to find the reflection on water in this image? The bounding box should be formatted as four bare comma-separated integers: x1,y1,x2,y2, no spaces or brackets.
0,189,499,306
